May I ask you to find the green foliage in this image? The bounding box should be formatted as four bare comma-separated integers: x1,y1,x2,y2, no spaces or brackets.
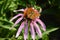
0,0,60,40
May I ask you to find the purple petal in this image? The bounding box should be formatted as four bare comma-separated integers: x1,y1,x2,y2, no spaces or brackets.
10,14,23,21
14,9,24,12
24,20,28,40
33,21,42,38
10,16,23,29
16,21,25,38
35,18,46,31
30,22,35,40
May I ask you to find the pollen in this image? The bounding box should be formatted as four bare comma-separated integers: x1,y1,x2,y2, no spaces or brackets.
24,7,40,20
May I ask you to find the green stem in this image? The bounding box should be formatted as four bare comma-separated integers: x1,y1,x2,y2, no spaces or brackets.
28,20,31,40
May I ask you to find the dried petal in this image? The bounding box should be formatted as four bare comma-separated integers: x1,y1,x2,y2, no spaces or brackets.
14,9,24,12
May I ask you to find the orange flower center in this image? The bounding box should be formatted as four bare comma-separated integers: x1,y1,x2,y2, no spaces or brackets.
24,7,40,20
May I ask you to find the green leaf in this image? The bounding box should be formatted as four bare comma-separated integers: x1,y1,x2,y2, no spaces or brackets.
42,28,58,40
43,28,58,35
0,25,16,31
0,18,14,24
0,1,4,4
9,1,17,10
42,34,49,40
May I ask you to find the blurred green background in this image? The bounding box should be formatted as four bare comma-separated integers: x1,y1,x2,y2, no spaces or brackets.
0,0,60,40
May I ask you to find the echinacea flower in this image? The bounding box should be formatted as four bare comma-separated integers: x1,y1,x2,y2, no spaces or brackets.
10,7,46,40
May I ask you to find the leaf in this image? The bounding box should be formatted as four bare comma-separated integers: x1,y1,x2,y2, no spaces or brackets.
17,36,23,40
42,34,49,40
0,25,16,31
42,28,58,40
0,0,12,14
43,28,58,35
0,18,14,24
9,1,17,10
0,1,4,4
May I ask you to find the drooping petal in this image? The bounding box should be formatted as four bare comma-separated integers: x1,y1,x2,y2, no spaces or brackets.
24,20,28,40
10,14,23,21
14,9,24,12
39,7,42,13
30,22,35,40
10,16,23,29
33,21,42,38
35,18,46,31
15,21,25,38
